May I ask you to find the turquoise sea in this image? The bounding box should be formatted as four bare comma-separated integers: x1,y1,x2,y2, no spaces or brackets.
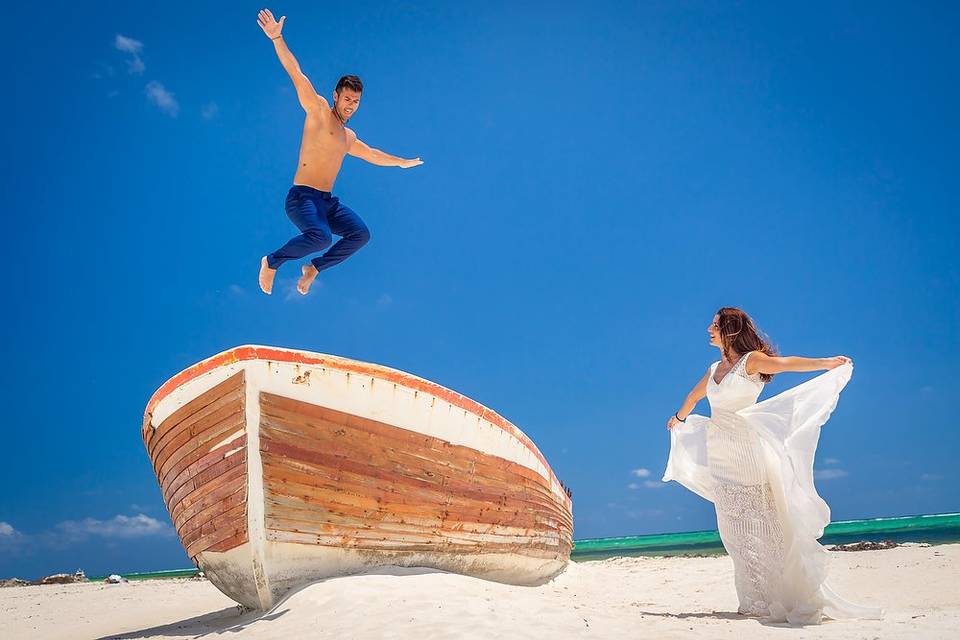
571,512,960,561
89,512,960,581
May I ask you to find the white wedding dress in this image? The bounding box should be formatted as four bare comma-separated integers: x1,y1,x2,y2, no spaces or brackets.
663,352,882,624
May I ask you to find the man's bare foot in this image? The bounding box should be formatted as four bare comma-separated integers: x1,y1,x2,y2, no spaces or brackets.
259,256,276,295
297,265,319,295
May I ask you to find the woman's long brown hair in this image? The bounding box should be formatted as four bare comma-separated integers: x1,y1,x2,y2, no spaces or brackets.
716,307,778,382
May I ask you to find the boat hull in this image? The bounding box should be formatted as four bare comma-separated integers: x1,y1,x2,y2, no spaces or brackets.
142,346,573,609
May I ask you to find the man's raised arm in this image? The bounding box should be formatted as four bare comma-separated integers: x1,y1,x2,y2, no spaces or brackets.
257,9,326,112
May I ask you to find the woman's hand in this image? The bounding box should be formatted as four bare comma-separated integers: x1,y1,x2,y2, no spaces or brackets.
667,414,684,429
823,355,852,370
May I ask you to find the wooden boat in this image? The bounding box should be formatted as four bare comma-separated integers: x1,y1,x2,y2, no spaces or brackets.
142,346,573,609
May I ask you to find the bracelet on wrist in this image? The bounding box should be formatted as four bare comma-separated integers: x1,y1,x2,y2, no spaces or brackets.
674,413,686,423
271,35,282,40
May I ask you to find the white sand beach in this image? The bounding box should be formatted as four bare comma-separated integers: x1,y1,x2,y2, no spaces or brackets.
3,543,957,640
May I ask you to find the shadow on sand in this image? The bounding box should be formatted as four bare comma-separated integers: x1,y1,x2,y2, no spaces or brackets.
96,567,451,639
636,610,803,628
96,606,280,639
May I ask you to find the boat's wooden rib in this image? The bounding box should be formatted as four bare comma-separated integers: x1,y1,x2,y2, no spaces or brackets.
142,346,573,610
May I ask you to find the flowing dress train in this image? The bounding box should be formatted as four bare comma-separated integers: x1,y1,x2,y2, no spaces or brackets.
663,352,882,624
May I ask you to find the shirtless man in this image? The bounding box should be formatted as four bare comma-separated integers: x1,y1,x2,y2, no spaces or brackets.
256,8,422,295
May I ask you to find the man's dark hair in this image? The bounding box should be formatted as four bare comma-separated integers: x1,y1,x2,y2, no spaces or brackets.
335,75,363,94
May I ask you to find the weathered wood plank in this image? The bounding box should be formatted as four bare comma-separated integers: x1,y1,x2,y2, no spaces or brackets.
186,518,246,559
152,399,244,474
258,391,572,556
260,441,570,527
259,414,556,502
263,501,562,545
265,528,564,559
150,385,245,462
263,489,551,535
206,530,249,553
163,446,246,516
260,451,561,514
260,455,563,528
148,372,244,452
171,463,247,524
182,502,247,548
157,413,244,484
262,472,561,531
177,481,247,534
260,395,554,489
162,433,246,500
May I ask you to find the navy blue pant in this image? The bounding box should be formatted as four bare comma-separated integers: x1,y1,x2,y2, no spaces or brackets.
266,185,370,272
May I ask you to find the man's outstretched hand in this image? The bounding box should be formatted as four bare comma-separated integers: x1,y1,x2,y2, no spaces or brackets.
257,8,285,39
399,158,424,169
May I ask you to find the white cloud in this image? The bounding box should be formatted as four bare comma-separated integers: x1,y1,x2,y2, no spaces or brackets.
114,34,145,75
376,293,393,309
628,480,665,490
114,34,143,54
0,522,26,553
201,101,219,120
228,283,246,296
145,81,179,117
630,468,651,478
822,457,841,465
814,468,849,481
55,514,173,540
127,56,146,75
920,473,943,481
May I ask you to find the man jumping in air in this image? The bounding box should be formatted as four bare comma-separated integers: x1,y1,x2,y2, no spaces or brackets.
256,8,423,295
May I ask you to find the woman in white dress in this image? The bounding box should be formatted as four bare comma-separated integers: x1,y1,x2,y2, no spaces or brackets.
663,307,881,624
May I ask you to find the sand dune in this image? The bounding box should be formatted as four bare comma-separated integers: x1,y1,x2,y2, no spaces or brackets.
2,543,957,639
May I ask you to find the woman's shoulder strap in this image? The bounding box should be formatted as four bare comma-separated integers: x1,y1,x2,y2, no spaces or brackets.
736,351,763,383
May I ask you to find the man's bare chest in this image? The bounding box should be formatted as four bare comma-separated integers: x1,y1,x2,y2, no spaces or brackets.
303,117,350,154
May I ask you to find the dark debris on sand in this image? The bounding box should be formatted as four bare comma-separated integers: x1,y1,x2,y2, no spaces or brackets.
829,540,899,552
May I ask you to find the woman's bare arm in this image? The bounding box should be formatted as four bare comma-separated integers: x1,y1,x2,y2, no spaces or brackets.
747,351,851,375
666,368,711,429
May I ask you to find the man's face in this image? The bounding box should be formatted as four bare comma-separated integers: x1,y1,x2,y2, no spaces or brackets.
333,88,362,120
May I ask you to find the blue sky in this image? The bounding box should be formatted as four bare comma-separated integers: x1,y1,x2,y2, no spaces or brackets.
1,1,957,579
